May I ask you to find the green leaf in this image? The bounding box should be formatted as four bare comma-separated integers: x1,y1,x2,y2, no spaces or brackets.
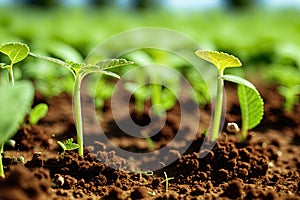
195,50,242,72
0,42,29,65
222,74,264,130
29,52,76,77
85,58,134,71
57,141,66,151
80,59,133,78
29,103,49,125
65,60,83,69
0,81,34,144
64,138,80,151
237,85,264,129
47,41,83,62
221,75,257,91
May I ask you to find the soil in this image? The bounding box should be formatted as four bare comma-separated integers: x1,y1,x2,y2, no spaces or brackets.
0,81,299,200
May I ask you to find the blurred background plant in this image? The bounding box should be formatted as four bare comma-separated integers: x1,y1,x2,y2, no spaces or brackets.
1,0,299,111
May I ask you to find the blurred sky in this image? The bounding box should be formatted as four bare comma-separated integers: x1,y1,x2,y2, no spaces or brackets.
0,0,300,9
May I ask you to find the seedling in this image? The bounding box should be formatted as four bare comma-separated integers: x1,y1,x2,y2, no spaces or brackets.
0,81,34,177
161,171,174,192
124,50,180,116
277,85,300,112
0,42,29,85
29,103,49,125
29,51,133,156
195,50,264,142
57,138,80,155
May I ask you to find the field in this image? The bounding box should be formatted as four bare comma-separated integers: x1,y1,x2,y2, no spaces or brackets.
0,5,299,199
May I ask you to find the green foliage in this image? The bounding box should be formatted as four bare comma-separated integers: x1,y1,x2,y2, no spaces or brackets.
124,50,181,116
222,75,264,142
0,81,34,178
30,51,133,156
0,42,29,65
237,85,264,129
57,138,80,153
196,50,263,142
29,103,49,125
0,81,34,144
195,50,242,141
195,50,242,72
277,85,300,112
0,42,30,85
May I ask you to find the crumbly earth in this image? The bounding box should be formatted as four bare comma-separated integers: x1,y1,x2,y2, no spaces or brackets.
0,82,299,200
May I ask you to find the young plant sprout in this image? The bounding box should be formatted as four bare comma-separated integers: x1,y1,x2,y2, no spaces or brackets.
57,138,80,155
195,50,264,142
29,51,133,156
29,103,49,125
0,82,34,177
277,85,300,113
161,171,174,192
0,42,29,85
124,50,180,116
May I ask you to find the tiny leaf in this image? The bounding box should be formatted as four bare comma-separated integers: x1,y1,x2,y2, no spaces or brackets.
66,60,83,69
29,103,49,125
64,138,80,151
57,141,66,151
0,42,29,64
195,50,242,71
0,81,34,144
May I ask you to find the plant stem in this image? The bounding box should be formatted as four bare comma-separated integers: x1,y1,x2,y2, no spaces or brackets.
0,143,4,178
73,75,84,156
211,69,224,141
152,83,162,115
8,65,14,86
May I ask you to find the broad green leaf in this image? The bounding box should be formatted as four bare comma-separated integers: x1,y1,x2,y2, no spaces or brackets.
195,50,242,71
29,103,49,125
0,81,34,144
222,74,264,130
0,42,29,64
238,85,264,129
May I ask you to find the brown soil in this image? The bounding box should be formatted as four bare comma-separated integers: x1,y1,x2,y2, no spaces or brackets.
0,82,299,200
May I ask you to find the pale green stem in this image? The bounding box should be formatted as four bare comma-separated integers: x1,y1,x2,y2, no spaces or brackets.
8,65,14,86
211,69,224,141
0,143,4,178
152,83,161,107
240,112,248,142
135,70,145,114
73,75,84,156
